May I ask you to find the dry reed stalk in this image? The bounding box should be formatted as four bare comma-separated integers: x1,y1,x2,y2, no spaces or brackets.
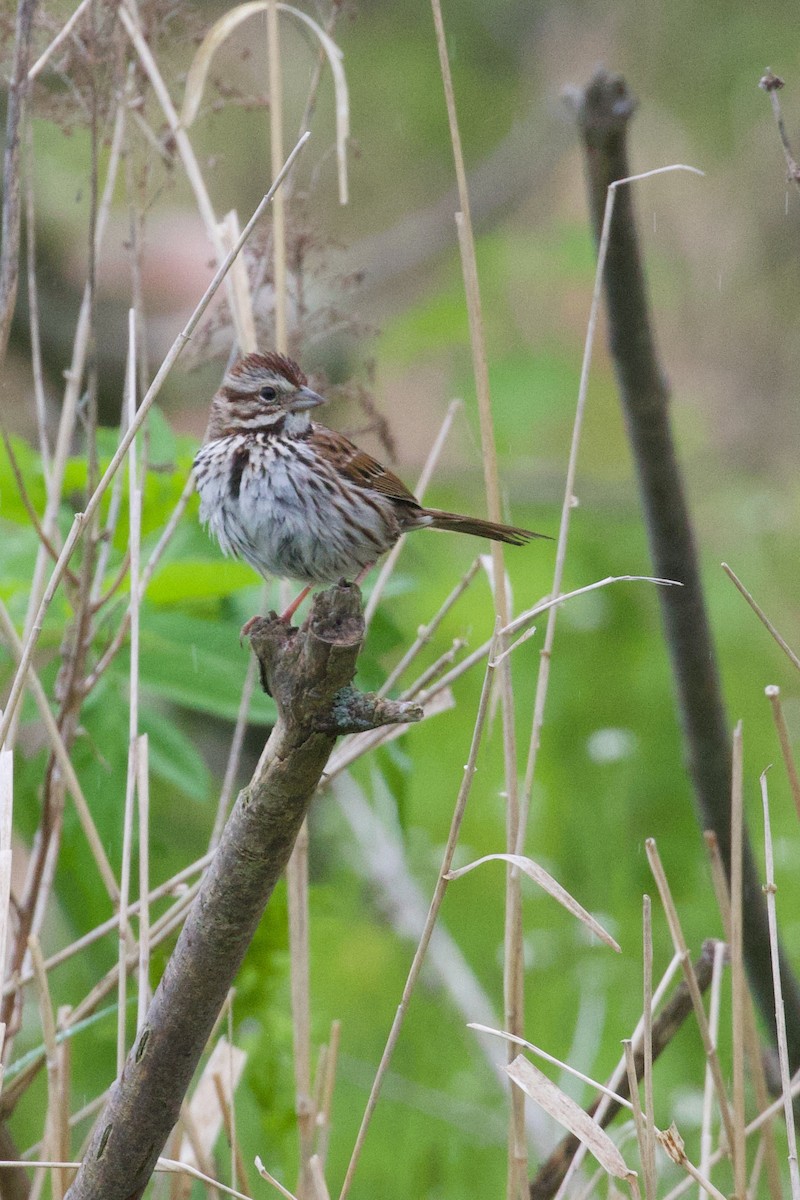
28,936,64,1199
2,851,214,999
645,839,736,1150
23,122,50,476
699,941,726,1194
314,1019,340,1168
337,631,498,1200
765,685,800,820
267,0,287,354
118,313,141,1074
118,0,248,350
212,1071,251,1198
377,556,480,697
641,897,656,1200
287,824,314,1198
518,163,700,843
0,131,309,750
661,1069,800,1200
428,5,522,1187
363,398,463,627
759,770,800,1198
221,212,258,353
722,563,800,672
137,732,151,1029
702,829,782,1200
730,722,747,1198
27,0,93,80
0,725,14,994
622,1040,649,1199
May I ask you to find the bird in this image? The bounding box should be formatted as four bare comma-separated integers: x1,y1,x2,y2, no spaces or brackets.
193,351,549,624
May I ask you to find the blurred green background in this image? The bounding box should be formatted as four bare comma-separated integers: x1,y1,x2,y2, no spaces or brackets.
3,0,800,1195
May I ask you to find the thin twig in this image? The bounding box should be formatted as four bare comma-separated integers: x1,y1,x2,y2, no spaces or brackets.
27,0,93,81
364,398,463,627
758,71,800,191
722,563,800,672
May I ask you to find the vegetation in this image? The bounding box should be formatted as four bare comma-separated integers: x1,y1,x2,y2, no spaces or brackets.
2,2,800,1198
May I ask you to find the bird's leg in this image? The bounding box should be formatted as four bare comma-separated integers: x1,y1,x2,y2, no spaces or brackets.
239,585,312,641
352,564,374,587
278,584,312,624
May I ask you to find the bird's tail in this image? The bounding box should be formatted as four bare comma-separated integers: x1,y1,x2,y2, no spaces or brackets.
425,509,550,547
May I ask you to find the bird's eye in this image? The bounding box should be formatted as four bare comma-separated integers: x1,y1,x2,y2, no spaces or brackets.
259,385,277,402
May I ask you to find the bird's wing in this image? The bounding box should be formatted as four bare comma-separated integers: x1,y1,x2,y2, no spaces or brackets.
307,425,421,506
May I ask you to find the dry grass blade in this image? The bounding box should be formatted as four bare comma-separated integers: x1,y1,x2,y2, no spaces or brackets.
722,563,800,671
656,1125,727,1200
377,556,480,698
468,1024,631,1110
506,1055,637,1186
255,1156,300,1200
765,685,800,821
445,853,620,951
623,1040,651,1200
181,2,349,204
364,398,463,627
646,839,736,1154
759,769,800,1198
0,131,309,750
699,941,727,1188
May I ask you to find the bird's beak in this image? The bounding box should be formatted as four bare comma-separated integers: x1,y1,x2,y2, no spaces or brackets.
291,387,327,411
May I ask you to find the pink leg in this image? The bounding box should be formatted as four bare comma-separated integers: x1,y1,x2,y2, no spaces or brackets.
240,585,312,640
279,584,312,624
353,563,374,587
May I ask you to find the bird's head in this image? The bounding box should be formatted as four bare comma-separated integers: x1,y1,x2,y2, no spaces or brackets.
206,351,326,439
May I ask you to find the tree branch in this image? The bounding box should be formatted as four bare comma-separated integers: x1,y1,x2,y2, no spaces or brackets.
570,67,800,1065
64,582,421,1200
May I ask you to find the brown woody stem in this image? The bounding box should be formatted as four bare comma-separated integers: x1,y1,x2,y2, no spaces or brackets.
572,67,800,1069
64,583,421,1200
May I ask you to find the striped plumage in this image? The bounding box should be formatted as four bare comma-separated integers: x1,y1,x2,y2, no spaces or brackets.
193,352,548,604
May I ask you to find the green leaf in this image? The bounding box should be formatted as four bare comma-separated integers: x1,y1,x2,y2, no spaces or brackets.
118,610,276,724
147,559,257,605
139,705,212,800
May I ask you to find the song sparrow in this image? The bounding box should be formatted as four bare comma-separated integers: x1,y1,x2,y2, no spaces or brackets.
193,351,548,622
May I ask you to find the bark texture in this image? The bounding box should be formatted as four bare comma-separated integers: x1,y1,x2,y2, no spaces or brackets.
64,582,420,1200
572,68,800,1064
